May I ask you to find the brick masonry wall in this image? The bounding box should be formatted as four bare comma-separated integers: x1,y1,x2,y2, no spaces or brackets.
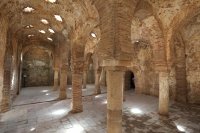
22,47,53,87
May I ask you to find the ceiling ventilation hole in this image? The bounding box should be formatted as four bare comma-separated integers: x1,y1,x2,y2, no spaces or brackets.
45,0,57,3
39,30,46,34
25,25,34,28
91,32,97,38
47,37,53,41
41,19,49,25
28,35,34,38
48,28,55,33
23,7,35,13
54,15,63,22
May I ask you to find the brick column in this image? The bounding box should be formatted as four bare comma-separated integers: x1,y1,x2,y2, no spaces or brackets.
1,69,11,113
59,67,67,99
71,72,83,113
0,16,9,113
95,70,101,94
0,46,12,113
107,69,124,133
53,68,59,91
57,36,69,100
158,71,169,116
71,40,84,113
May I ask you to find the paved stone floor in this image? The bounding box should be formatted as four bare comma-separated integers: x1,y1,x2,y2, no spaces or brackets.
13,85,107,106
0,86,200,133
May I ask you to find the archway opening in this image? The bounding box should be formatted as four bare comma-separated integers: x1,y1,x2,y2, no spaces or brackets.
124,71,135,90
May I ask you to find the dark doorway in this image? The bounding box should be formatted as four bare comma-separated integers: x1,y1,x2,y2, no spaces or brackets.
130,72,135,89
124,71,135,90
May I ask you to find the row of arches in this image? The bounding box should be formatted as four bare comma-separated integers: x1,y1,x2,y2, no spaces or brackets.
0,0,200,132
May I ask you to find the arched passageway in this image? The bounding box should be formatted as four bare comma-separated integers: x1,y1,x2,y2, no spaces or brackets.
124,71,135,90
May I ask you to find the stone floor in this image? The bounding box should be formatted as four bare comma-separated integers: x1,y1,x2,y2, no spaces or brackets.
13,85,107,106
0,86,200,133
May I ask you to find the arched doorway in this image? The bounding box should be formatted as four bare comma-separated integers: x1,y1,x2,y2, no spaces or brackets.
124,71,135,90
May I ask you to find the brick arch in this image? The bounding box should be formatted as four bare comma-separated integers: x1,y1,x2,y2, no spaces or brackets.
130,1,164,96
166,5,200,66
132,0,167,70
22,44,54,59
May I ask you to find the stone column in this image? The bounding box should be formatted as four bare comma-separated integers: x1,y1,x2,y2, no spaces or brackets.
100,68,106,87
158,71,169,116
53,68,59,91
135,71,145,94
107,69,124,133
59,68,67,100
82,70,87,89
72,73,83,113
11,38,19,98
95,70,101,94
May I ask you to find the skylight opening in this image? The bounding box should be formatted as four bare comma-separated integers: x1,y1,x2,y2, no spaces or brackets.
41,19,49,25
23,7,35,13
47,37,53,41
54,15,63,22
25,25,34,29
39,30,46,34
48,28,55,33
91,32,97,38
28,35,34,38
45,0,57,3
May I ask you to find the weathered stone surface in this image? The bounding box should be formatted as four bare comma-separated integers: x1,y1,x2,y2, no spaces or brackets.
22,47,53,87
